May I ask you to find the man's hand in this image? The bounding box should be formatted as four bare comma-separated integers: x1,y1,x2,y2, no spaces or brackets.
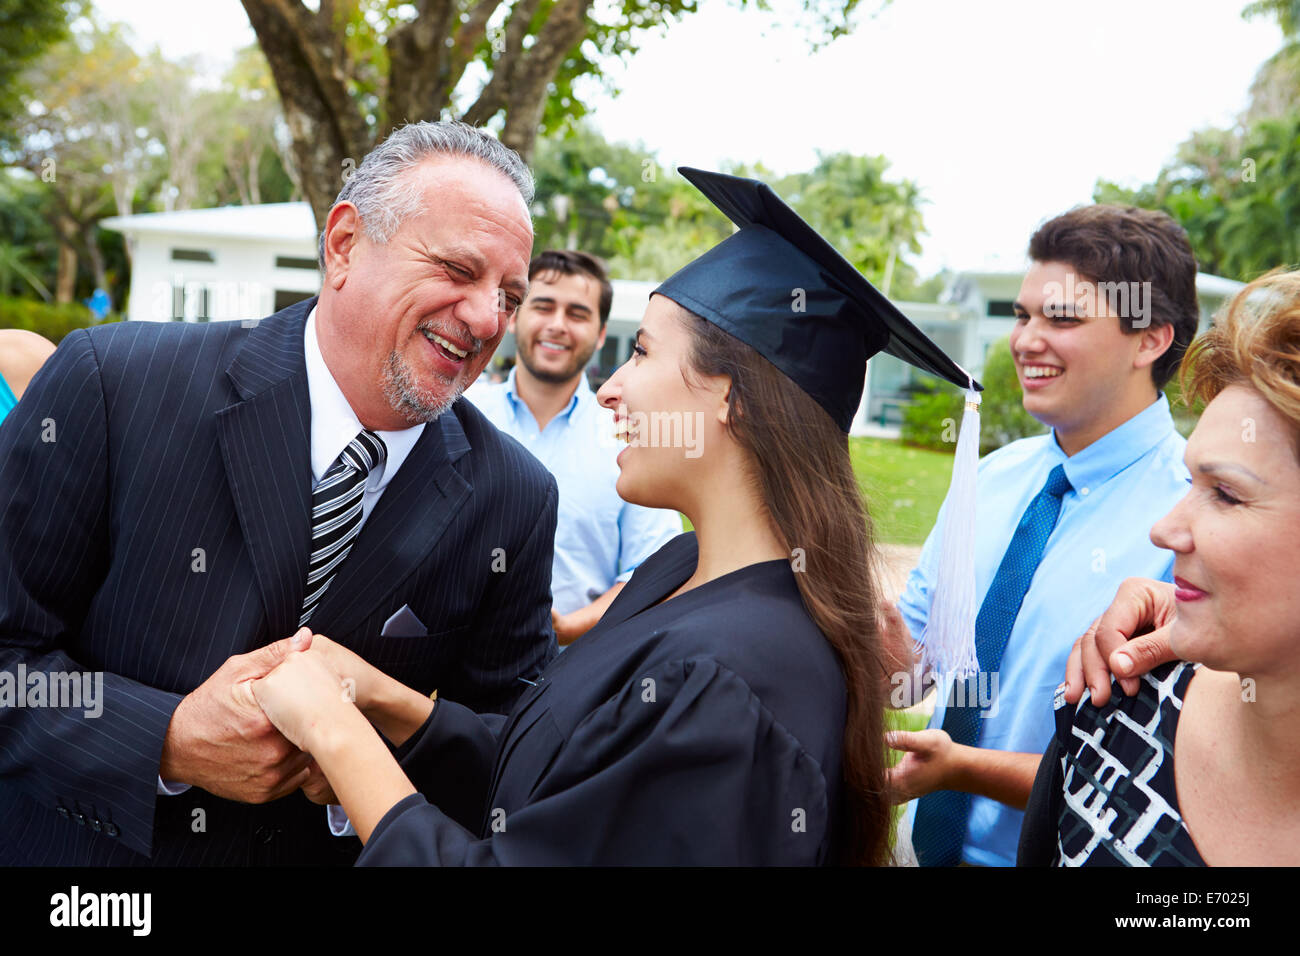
886,729,957,804
1064,578,1178,707
158,629,315,803
551,608,580,646
301,759,338,805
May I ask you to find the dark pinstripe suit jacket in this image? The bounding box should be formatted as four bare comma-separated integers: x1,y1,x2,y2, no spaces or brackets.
0,297,558,865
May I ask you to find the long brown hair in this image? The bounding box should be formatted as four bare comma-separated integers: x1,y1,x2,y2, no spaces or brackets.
679,306,892,866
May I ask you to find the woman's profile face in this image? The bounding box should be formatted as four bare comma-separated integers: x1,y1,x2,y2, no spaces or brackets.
596,294,727,512
1149,384,1300,677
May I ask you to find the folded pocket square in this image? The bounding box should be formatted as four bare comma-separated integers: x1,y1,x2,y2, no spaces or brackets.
381,604,428,638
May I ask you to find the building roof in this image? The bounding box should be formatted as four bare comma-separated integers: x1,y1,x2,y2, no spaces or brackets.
101,202,317,245
98,202,1250,303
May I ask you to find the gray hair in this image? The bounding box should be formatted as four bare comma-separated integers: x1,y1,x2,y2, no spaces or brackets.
317,120,534,271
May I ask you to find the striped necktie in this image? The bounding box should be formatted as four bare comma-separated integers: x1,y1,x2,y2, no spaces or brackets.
912,462,1072,866
299,430,387,627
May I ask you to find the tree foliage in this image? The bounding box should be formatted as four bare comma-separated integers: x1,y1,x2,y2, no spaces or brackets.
529,121,932,291
0,0,71,130
1093,1,1300,281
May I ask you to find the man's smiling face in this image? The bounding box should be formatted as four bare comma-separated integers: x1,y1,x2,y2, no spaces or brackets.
321,155,533,429
510,270,606,386
1010,259,1148,449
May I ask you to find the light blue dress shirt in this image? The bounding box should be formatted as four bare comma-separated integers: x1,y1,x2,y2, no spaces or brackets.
899,395,1190,867
465,368,683,617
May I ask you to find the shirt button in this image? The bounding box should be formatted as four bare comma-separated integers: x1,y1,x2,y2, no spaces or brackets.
105,823,120,837
73,812,87,827
1080,487,1090,495
55,805,70,820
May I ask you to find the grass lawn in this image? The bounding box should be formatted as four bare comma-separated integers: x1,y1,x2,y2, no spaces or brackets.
850,437,955,547
679,437,953,547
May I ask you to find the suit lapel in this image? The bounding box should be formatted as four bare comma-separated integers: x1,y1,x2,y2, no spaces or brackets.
216,299,316,640
311,405,475,637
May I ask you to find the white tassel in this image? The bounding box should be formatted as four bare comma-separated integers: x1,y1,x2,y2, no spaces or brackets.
917,383,981,682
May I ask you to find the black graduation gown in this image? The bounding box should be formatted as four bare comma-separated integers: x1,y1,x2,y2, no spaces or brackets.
356,532,848,865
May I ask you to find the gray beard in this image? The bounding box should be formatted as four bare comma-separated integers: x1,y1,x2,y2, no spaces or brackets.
381,348,463,424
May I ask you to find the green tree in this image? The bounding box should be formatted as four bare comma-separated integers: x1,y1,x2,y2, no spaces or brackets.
775,151,929,298
0,0,71,130
1091,1,1300,281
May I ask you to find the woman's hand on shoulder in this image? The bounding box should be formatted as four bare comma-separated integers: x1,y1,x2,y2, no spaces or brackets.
1064,578,1178,707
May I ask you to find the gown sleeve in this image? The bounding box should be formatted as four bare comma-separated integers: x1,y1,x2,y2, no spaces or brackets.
359,658,836,866
391,699,509,833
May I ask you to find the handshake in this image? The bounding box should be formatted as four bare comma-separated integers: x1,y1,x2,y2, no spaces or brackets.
158,629,391,806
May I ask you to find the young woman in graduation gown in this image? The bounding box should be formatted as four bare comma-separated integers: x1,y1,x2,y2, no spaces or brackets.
249,169,976,866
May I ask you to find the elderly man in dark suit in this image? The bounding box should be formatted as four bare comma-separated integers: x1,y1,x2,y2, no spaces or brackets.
0,121,558,865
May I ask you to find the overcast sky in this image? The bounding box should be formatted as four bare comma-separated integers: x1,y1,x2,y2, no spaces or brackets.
96,0,1283,276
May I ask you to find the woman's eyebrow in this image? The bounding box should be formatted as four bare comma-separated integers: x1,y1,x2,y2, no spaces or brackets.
1198,461,1266,484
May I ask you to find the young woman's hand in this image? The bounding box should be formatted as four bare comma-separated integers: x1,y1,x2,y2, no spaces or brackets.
296,632,387,712
248,648,356,755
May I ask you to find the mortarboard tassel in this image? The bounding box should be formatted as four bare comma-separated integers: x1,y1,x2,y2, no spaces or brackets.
917,381,981,682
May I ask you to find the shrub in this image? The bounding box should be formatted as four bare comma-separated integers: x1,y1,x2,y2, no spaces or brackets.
0,295,119,344
901,337,1046,455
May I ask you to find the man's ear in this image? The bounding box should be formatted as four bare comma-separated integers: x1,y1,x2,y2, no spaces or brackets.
1133,321,1175,372
322,203,361,290
596,323,608,350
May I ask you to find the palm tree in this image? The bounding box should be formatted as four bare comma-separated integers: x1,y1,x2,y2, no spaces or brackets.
0,243,53,302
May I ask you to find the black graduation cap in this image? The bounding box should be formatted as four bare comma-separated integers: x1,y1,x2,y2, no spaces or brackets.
654,167,981,433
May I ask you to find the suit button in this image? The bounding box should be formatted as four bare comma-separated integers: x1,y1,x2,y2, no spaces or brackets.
105,822,120,837
91,818,103,833
73,812,86,827
55,805,70,819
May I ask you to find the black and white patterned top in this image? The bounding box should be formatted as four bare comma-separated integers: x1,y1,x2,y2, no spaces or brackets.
1018,660,1205,867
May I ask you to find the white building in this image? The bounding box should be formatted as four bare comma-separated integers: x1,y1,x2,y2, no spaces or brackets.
102,203,1245,436
101,202,651,378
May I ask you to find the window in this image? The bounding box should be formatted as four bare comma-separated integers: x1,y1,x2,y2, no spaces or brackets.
275,256,319,271
171,248,215,263
274,290,315,312
986,299,1017,317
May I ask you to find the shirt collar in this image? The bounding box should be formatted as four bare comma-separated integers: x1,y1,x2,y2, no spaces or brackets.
1054,393,1176,494
304,306,425,487
503,365,586,423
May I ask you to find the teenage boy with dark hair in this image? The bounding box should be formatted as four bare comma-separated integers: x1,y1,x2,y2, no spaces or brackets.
889,205,1200,866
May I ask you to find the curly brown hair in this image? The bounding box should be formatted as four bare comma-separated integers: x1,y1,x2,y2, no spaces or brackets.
1182,269,1300,452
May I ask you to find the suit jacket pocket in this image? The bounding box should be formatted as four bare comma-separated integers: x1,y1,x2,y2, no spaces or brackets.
364,623,470,691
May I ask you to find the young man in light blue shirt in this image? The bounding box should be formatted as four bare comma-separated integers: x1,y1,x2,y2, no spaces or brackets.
466,251,682,645
888,206,1202,866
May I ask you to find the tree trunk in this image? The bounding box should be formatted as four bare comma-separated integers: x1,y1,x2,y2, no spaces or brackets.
82,223,108,294
242,0,375,232
489,0,591,163
55,223,77,304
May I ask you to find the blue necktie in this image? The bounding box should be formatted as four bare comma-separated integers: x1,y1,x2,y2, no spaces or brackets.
912,463,1072,866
